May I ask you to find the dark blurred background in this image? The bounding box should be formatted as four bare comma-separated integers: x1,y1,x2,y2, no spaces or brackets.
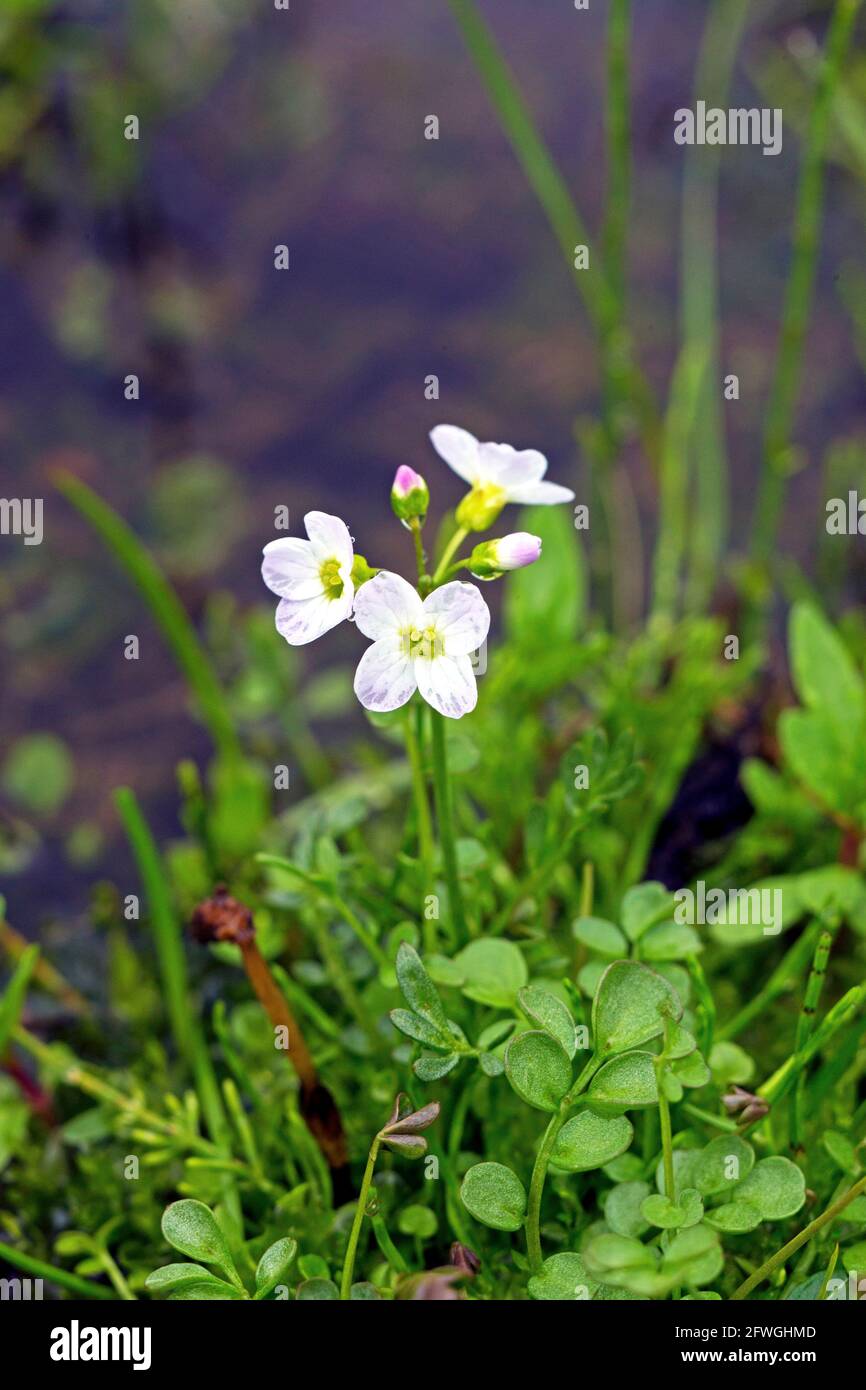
1,1,864,936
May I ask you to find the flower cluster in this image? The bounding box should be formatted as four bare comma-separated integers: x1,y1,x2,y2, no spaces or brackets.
261,425,574,719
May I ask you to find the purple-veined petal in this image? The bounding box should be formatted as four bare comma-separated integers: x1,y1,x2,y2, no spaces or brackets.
261,538,322,601
353,570,423,641
353,637,418,712
416,653,478,719
422,581,490,656
275,585,354,646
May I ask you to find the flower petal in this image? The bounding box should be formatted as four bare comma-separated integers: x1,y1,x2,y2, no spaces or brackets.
506,479,575,505
354,637,418,712
416,653,478,719
353,570,423,641
275,585,353,646
304,511,354,567
422,581,490,656
429,425,481,485
478,442,547,491
261,538,322,601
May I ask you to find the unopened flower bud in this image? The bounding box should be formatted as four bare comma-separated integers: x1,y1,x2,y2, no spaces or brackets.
468,532,542,579
391,466,429,522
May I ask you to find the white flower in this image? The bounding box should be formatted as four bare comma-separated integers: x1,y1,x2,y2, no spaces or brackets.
262,511,355,646
353,571,490,720
429,424,574,529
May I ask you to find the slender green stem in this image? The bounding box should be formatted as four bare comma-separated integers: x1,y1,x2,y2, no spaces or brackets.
651,347,707,624
525,1055,604,1271
432,527,469,586
445,0,660,466
750,0,862,569
409,518,429,589
657,1078,676,1201
372,1214,409,1274
430,711,468,939
718,921,821,1041
0,1240,116,1301
681,0,749,611
791,928,832,1148
754,981,866,1121
730,1175,866,1300
526,1113,564,1272
340,1138,380,1299
405,705,437,949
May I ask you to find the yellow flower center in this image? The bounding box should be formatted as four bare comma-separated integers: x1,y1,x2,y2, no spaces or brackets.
319,557,344,601
403,624,443,661
456,481,507,531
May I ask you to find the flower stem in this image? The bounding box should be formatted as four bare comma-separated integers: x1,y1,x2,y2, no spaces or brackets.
409,518,429,591
0,1239,117,1301
432,527,468,586
658,1077,676,1200
730,1175,866,1300
405,704,437,949
340,1137,380,1299
525,1055,604,1272
430,711,468,939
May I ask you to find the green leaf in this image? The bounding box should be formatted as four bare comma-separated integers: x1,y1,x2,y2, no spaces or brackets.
641,1189,703,1230
588,1052,658,1113
708,1041,755,1088
789,602,866,737
145,1263,216,1294
389,1008,451,1049
572,916,628,959
168,1279,244,1300
518,986,576,1058
671,1050,711,1089
255,1237,298,1298
397,1205,437,1238
823,1131,859,1174
505,1030,572,1111
160,1200,238,1284
412,1051,460,1082
703,1201,763,1234
691,1136,755,1198
621,883,675,942
604,1181,652,1238
527,1252,598,1301
395,943,450,1033
504,504,585,647
296,1278,339,1300
551,1110,633,1173
0,944,40,1056
461,1162,527,1232
640,922,703,961
455,939,528,1008
734,1156,806,1221
592,961,682,1057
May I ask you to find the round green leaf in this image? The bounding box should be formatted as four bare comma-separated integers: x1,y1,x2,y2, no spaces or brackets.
167,1279,244,1300
413,1051,459,1082
588,1051,658,1113
572,917,627,959
621,883,675,942
461,1162,527,1232
397,1204,437,1238
527,1252,598,1301
823,1131,858,1174
703,1201,762,1234
518,986,576,1058
604,1181,652,1238
735,1156,806,1221
296,1278,339,1300
640,922,703,961
455,939,528,1007
691,1136,754,1198
505,1030,572,1111
592,961,682,1057
551,1110,633,1173
641,1189,703,1230
161,1200,237,1281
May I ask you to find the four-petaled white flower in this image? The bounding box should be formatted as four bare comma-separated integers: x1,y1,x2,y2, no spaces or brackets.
262,511,355,646
430,424,574,529
353,572,490,720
